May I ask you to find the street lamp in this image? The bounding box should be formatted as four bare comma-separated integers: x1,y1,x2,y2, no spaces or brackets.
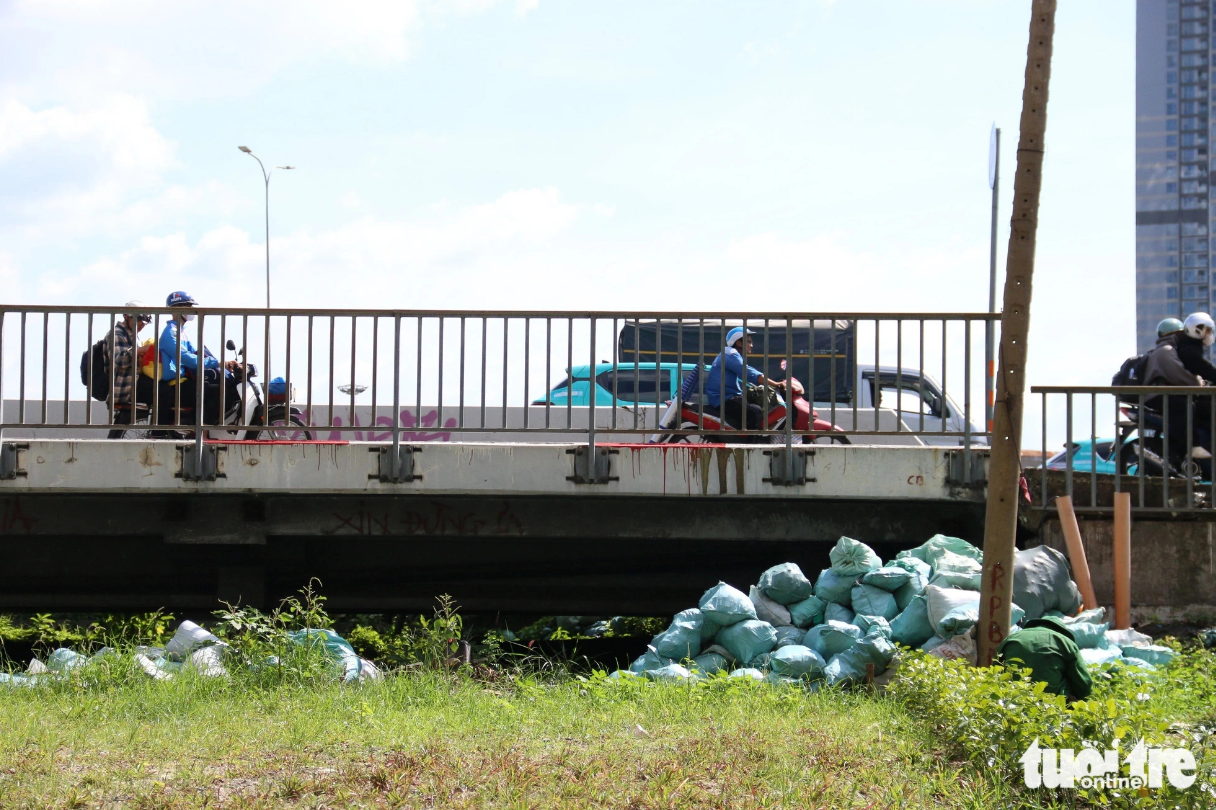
238,146,294,308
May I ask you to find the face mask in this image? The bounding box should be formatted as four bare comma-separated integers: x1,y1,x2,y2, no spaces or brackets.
183,312,196,322
1205,330,1215,348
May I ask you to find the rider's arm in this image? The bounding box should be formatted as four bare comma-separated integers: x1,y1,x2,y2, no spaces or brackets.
1180,345,1216,384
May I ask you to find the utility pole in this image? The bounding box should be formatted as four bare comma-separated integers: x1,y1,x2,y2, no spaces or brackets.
977,0,1057,667
986,124,1001,434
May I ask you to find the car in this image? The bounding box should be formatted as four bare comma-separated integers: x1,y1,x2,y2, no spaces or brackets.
533,362,697,407
1043,439,1118,475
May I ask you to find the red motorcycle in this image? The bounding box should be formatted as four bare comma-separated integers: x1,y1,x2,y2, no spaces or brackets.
652,362,849,444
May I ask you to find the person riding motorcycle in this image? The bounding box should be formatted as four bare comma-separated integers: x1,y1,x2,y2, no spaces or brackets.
702,326,785,436
1142,312,1216,458
157,291,239,425
1157,317,1184,338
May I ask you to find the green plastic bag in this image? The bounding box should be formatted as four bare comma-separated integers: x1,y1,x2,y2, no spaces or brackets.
851,583,898,620
1120,644,1176,666
861,566,912,592
650,609,703,660
715,620,777,665
898,535,983,590
629,650,674,673
1068,621,1109,649
802,620,862,660
825,626,897,686
814,568,856,606
889,594,935,648
769,645,827,679
774,625,806,648
890,557,932,611
829,536,882,577
1013,545,1084,621
788,595,827,628
691,652,731,676
285,628,374,682
699,582,758,626
854,615,891,638
646,663,694,682
824,602,855,625
758,562,814,605
700,613,722,641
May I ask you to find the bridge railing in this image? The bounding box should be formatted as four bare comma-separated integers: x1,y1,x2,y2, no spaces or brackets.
1031,385,1216,514
0,306,996,471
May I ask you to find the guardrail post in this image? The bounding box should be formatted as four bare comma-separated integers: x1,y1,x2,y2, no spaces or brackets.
378,315,416,484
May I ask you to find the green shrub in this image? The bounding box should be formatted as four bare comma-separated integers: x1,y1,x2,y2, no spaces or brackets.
891,649,1216,808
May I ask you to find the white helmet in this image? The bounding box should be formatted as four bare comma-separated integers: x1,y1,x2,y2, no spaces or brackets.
1184,312,1216,346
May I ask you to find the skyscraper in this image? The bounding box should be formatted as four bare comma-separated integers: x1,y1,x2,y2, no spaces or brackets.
1136,0,1212,352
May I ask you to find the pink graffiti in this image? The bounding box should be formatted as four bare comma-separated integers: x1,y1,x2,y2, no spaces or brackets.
295,409,457,442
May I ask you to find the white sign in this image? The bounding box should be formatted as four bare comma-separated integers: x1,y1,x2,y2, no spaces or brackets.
1021,738,1197,790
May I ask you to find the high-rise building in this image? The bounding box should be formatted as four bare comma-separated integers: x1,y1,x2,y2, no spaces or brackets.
1136,0,1213,352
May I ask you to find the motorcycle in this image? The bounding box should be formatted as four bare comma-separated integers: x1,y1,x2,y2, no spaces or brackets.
652,362,849,444
1115,401,1210,481
114,339,314,440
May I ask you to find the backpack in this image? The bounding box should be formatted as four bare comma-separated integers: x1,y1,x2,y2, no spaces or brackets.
79,339,109,401
1111,353,1150,388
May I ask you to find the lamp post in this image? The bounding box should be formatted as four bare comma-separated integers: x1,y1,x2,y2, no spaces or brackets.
238,146,294,308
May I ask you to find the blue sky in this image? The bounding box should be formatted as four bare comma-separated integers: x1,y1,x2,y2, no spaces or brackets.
1,0,1133,440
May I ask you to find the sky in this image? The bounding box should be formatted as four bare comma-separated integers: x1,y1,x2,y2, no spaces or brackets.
0,0,1134,445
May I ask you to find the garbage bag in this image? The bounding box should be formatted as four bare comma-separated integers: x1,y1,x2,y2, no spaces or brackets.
647,663,695,682
1013,545,1084,621
925,584,1024,638
774,625,807,648
691,652,731,676
1064,607,1106,625
898,535,983,589
285,629,379,682
769,645,827,679
829,537,882,577
814,568,856,606
1120,644,1176,666
788,595,827,628
851,583,898,620
699,582,758,626
166,620,224,660
728,667,766,680
715,620,777,665
758,562,814,605
861,565,913,592
824,602,855,625
1081,645,1124,666
749,585,793,627
47,648,85,672
187,646,228,678
924,633,976,665
803,620,863,660
749,651,774,670
650,609,703,660
584,621,610,637
889,595,935,648
700,613,722,642
1068,621,1109,649
629,650,675,673
1105,628,1154,648
700,643,736,664
854,615,891,638
890,557,932,611
765,672,803,686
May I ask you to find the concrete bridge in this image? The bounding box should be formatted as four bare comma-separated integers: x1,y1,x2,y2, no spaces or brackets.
0,438,987,613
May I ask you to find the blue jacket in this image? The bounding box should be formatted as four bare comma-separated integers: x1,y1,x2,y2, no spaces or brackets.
158,321,219,380
703,347,762,408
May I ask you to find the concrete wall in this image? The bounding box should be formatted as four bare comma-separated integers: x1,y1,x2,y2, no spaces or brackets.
1038,518,1216,624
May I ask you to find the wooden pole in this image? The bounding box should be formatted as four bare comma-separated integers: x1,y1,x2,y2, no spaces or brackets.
977,0,1058,667
1113,492,1132,630
1057,496,1098,611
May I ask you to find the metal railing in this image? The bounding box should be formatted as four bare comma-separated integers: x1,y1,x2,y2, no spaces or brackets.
0,306,997,475
1032,385,1216,514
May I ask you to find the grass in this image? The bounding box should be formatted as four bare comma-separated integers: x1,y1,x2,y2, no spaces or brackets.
0,664,1036,810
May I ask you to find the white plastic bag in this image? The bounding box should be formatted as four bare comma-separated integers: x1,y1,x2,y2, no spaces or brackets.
166,620,224,659
749,585,793,627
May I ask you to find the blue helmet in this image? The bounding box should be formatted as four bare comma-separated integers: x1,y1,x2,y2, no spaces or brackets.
166,291,197,307
725,326,755,348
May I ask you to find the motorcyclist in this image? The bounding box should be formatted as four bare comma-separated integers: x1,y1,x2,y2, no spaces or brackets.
1142,311,1216,458
1157,317,1184,338
703,326,784,436
157,291,238,426
105,301,154,438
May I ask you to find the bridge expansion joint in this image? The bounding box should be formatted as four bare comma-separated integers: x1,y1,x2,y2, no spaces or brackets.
374,445,421,484
567,446,618,485
0,442,26,480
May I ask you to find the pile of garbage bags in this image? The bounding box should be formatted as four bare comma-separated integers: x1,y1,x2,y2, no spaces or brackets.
0,620,380,687
620,534,1175,685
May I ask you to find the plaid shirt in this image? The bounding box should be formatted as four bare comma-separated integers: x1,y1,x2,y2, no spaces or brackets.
103,320,136,405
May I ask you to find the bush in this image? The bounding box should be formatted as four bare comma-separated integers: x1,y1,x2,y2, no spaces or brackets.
891,648,1216,808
